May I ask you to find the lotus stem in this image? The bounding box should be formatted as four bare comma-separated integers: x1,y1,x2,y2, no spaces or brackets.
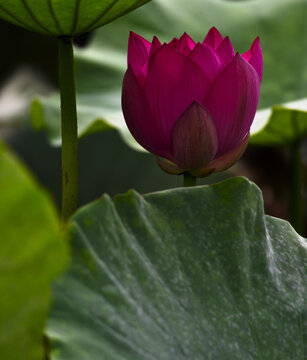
184,172,197,187
58,36,78,222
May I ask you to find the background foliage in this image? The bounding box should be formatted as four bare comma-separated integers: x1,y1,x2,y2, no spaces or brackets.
0,142,68,359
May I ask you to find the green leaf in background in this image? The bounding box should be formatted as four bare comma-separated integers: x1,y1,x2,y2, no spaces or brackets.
0,142,68,360
48,177,306,359
0,0,151,36
250,98,307,146
31,0,307,149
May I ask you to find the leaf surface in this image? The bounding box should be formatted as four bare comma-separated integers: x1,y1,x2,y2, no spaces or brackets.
49,177,307,360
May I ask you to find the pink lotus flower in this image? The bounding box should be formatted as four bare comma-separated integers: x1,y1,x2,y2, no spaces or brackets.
122,27,262,177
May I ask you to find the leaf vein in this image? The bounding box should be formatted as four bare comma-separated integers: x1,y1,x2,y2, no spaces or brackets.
71,0,82,35
76,0,119,35
0,3,36,31
48,0,63,34
21,0,51,34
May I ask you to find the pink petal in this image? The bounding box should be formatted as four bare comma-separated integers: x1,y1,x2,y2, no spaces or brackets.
177,32,196,55
204,53,260,155
149,36,162,58
168,37,179,49
203,27,224,49
208,133,250,171
145,44,211,148
171,102,218,169
128,32,151,77
122,66,170,158
190,43,222,81
216,36,235,67
242,37,263,81
168,33,195,55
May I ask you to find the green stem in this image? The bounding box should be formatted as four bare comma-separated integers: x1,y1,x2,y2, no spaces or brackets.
289,141,303,234
58,37,78,222
184,172,197,187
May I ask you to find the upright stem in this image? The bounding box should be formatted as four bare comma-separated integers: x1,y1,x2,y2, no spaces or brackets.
184,172,197,187
58,37,78,222
289,141,303,234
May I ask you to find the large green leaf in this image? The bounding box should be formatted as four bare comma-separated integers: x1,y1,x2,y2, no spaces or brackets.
0,0,151,36
0,142,68,360
48,177,306,359
31,0,307,148
250,98,307,146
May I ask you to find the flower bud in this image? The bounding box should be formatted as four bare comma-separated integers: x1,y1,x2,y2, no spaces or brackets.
122,28,262,177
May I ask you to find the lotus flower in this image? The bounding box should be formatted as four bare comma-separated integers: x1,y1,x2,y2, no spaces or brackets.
122,28,262,177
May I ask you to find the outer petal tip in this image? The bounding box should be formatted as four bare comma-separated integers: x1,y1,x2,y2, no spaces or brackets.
242,37,263,81
149,36,162,58
168,32,196,54
203,27,224,49
128,31,151,75
216,36,235,66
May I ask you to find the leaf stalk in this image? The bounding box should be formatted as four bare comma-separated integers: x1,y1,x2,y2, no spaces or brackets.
184,172,197,187
58,36,78,222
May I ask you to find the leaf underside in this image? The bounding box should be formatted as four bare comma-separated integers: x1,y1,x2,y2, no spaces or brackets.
0,0,151,36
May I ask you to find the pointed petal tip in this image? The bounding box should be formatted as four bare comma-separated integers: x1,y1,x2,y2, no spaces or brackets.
234,52,248,65
241,36,263,81
209,26,219,32
128,31,151,47
149,36,162,58
208,26,223,37
129,30,141,38
203,27,224,49
216,36,235,66
254,36,260,44
250,36,261,52
129,31,141,40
